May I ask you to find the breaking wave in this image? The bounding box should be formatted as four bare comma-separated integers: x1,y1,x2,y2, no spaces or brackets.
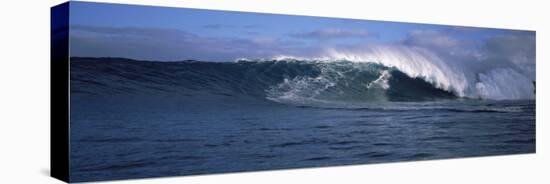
273,45,535,100
70,56,534,107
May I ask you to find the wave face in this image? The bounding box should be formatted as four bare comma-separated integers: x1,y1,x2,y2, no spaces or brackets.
70,57,532,107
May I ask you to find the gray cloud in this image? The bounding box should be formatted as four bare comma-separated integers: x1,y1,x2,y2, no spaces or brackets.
288,28,378,40
483,33,536,64
482,33,536,78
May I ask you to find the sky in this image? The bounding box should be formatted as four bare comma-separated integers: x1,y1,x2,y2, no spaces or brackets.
68,1,533,62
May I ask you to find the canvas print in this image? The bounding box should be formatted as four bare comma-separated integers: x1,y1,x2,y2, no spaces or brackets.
52,1,536,182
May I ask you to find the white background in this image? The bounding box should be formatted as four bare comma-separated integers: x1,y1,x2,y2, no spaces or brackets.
0,0,547,183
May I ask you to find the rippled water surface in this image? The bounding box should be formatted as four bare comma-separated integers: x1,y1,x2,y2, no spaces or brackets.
70,96,535,182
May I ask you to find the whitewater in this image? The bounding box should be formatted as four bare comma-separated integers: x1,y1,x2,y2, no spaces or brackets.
269,45,535,101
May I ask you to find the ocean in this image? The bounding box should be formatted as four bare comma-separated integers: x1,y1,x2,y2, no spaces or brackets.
69,57,535,182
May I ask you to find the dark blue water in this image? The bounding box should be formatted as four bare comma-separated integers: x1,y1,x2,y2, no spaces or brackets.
69,58,535,182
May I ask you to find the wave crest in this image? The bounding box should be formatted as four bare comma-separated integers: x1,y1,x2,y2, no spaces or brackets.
273,45,535,100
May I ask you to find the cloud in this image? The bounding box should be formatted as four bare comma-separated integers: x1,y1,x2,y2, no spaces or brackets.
242,24,264,29
401,30,462,49
288,28,377,40
202,24,230,29
202,24,264,30
481,33,536,78
70,25,311,61
483,33,536,65
398,28,535,81
400,28,535,67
